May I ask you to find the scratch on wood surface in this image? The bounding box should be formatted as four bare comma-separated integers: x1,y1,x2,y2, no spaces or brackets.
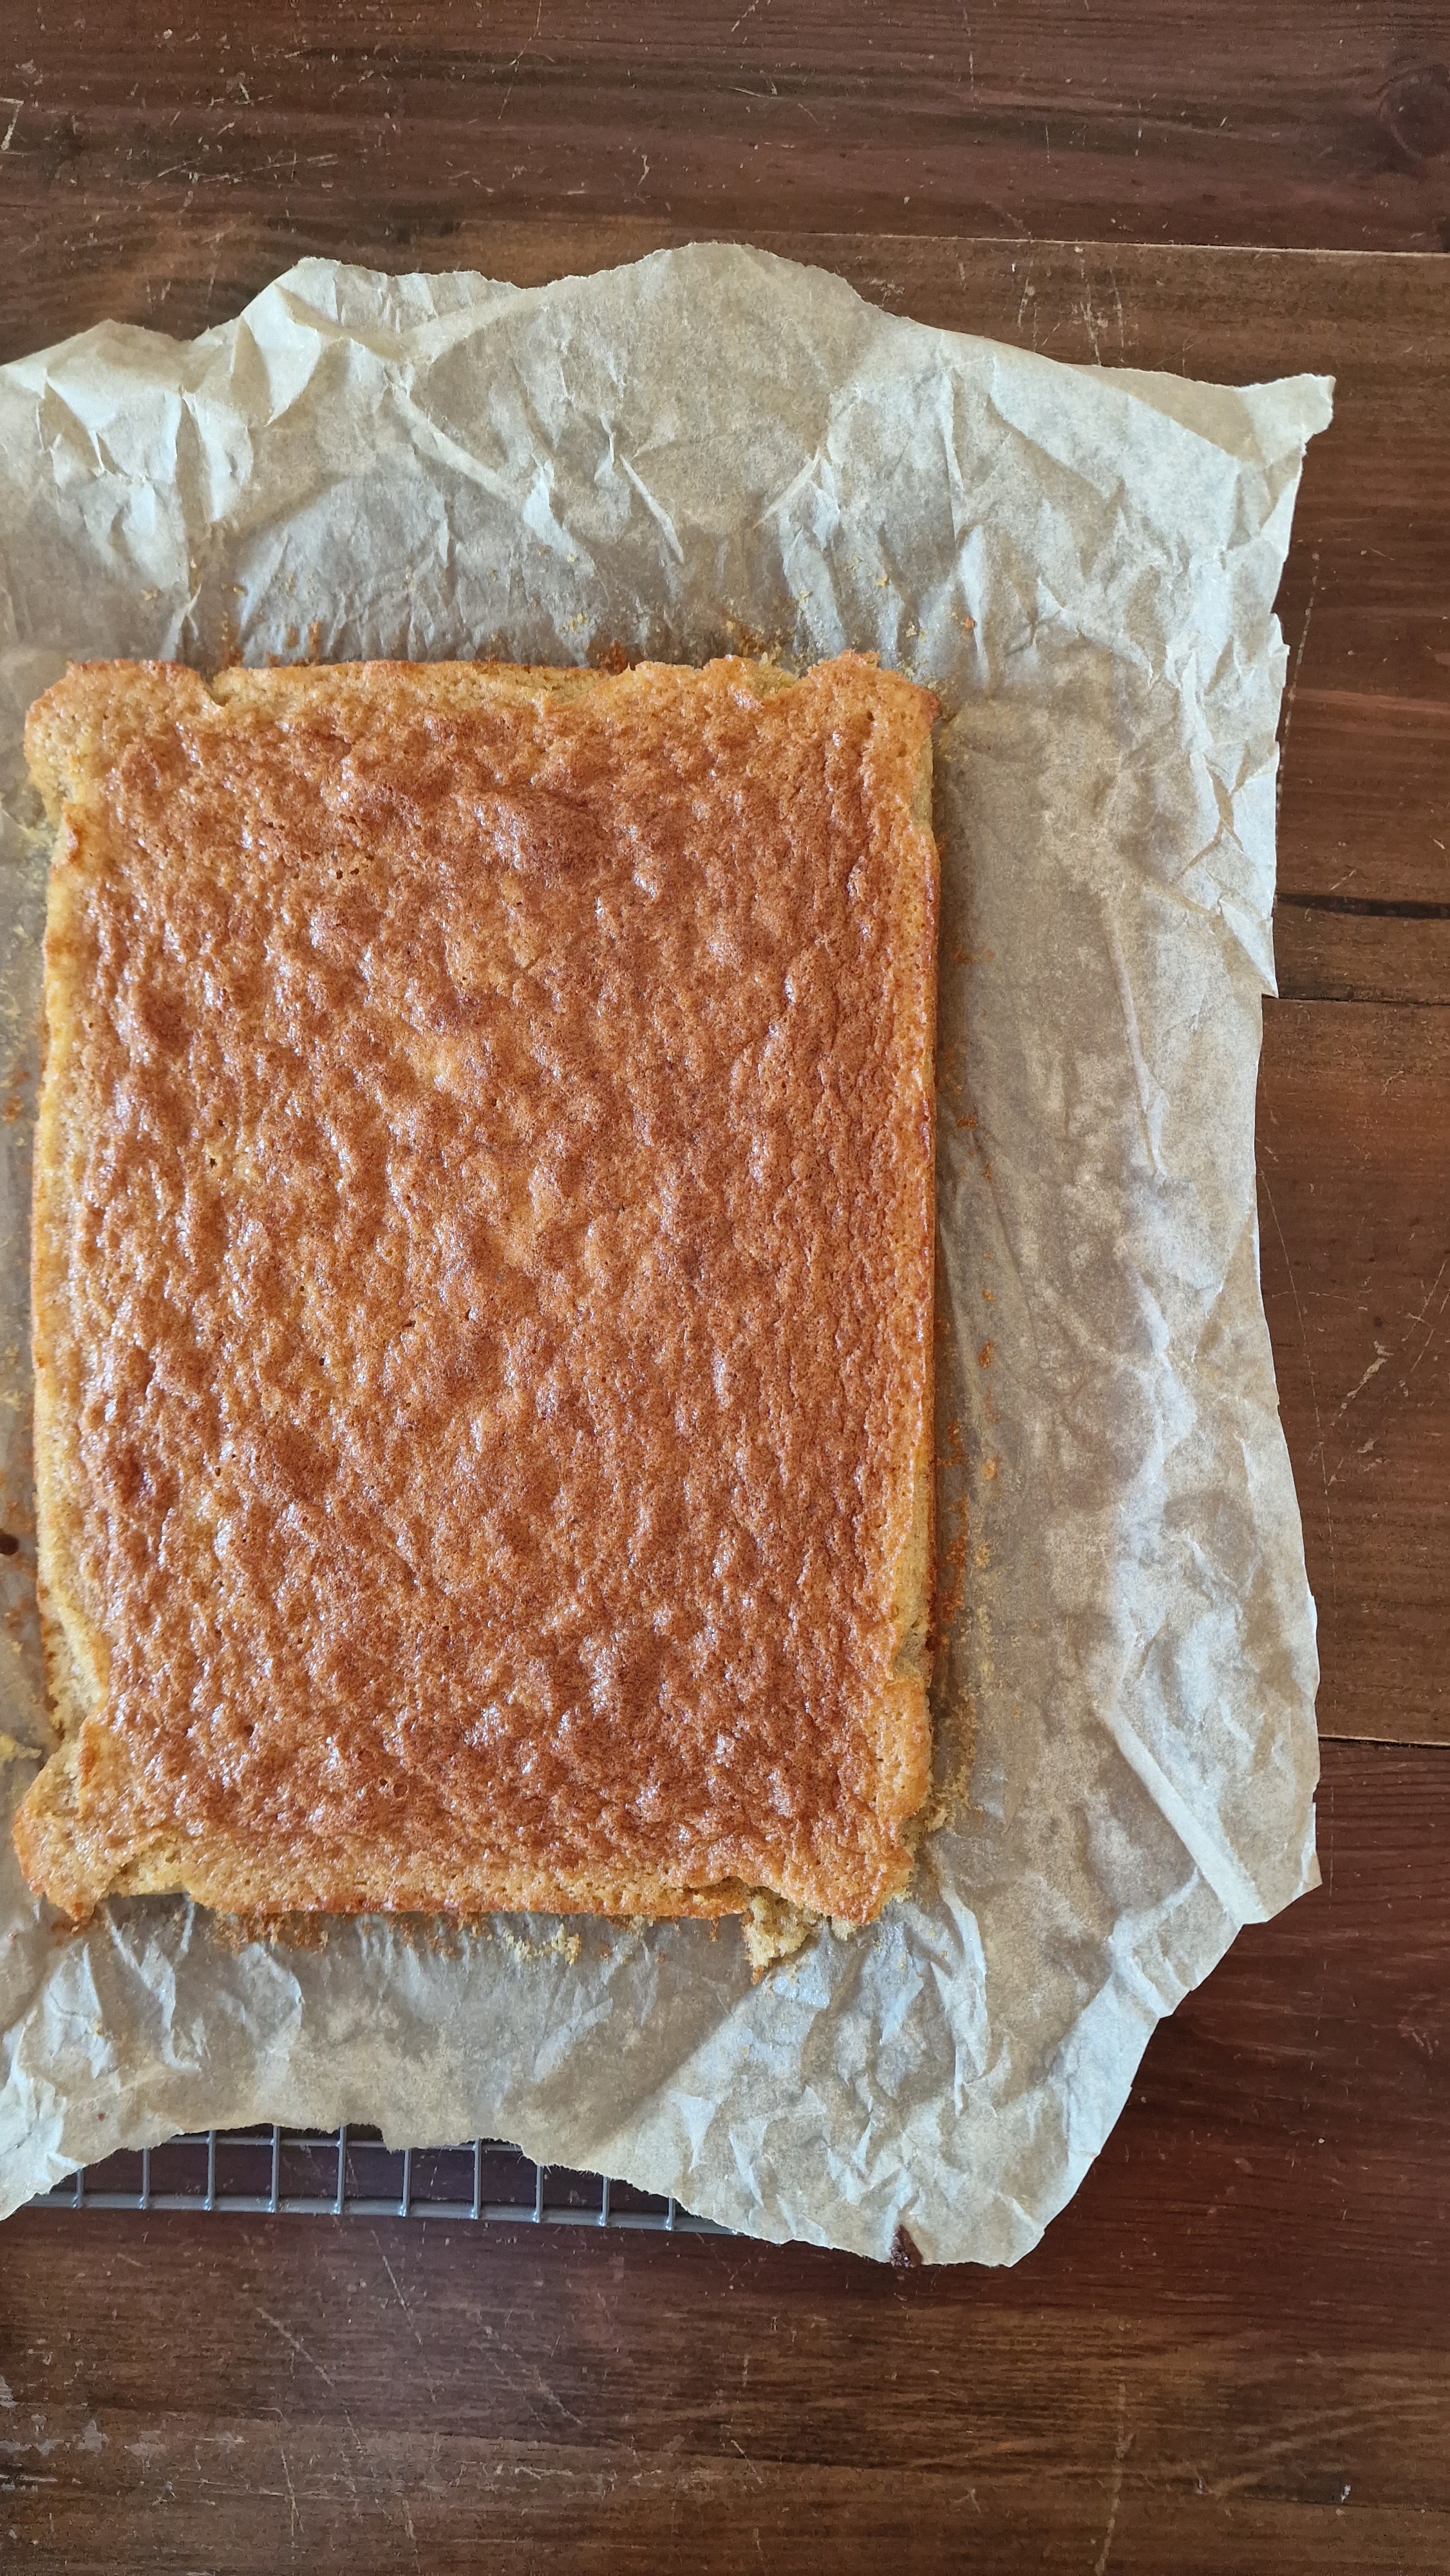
1319,1253,1449,1486
251,2300,336,2389
1399,1255,1449,1396
1093,2377,1129,2575
498,0,544,123
276,2434,300,2562
1204,2390,1431,2498
400,2485,422,2571
379,2246,423,2345
1312,1340,1391,1468
1074,248,1115,363
372,2233,445,2410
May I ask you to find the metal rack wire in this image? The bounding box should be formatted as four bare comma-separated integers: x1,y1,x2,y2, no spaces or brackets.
28,2127,725,2230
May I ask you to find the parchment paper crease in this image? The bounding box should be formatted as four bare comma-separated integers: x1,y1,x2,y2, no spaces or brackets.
0,245,1328,2261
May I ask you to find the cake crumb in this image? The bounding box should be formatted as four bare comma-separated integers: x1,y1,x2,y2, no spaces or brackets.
742,1891,818,1976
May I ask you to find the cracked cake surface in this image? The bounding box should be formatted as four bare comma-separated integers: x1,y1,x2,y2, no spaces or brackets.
16,651,938,1929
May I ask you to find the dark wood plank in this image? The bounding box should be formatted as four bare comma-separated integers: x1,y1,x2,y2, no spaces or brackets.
0,24,1444,2570
1259,1002,1449,1744
1274,902,1450,1008
3,0,1449,273
3,1742,1447,2572
1277,690,1450,915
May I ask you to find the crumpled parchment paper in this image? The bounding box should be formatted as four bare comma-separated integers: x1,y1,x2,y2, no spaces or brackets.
0,245,1329,2261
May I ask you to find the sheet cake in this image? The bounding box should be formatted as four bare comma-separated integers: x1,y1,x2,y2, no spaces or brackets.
16,652,939,1934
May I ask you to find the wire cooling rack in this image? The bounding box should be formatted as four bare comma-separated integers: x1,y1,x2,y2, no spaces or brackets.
28,2126,726,2231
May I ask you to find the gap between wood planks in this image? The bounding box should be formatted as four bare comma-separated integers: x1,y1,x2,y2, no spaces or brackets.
1279,896,1450,923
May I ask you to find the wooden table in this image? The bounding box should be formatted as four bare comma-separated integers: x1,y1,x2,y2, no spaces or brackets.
2,12,1447,2570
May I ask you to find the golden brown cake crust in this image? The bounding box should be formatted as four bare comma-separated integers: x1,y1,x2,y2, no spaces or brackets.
17,654,939,1927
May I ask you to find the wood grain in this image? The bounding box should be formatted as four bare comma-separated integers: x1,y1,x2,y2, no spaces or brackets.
3,1740,1447,2572
2,19,1447,2567
1259,1003,1449,1743
3,0,1449,272
1274,902,1450,1009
